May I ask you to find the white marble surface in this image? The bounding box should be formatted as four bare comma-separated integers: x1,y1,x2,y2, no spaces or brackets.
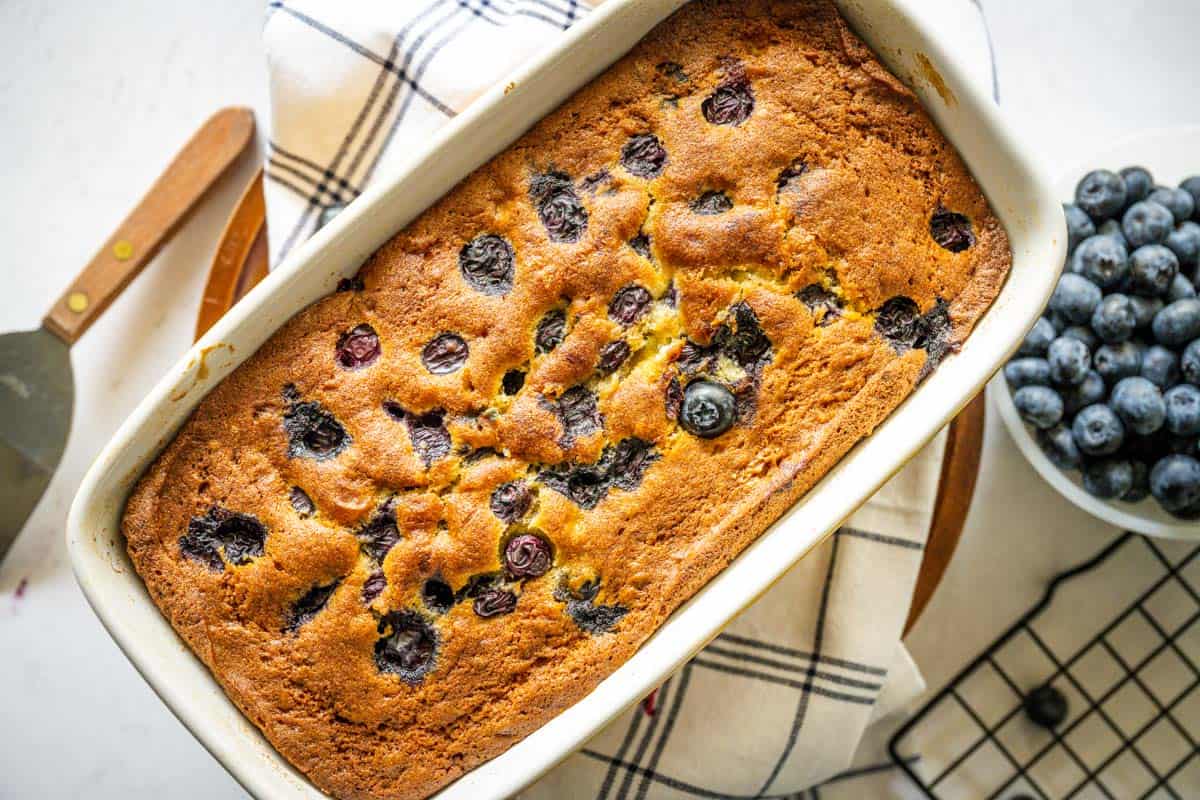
0,1,1197,797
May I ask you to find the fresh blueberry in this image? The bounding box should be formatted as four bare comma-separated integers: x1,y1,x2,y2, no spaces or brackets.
1047,336,1091,386
1129,245,1179,297
1149,455,1200,513
1128,296,1164,329
1168,435,1199,456
1124,431,1165,463
1014,385,1064,430
1046,309,1072,333
1073,404,1125,456
1172,498,1200,520
1182,339,1200,384
1166,221,1200,274
1064,203,1096,253
1075,170,1127,221
1019,318,1058,356
1148,186,1196,223
1049,274,1102,324
1005,358,1052,389
1024,685,1069,729
1072,235,1128,289
1097,219,1130,251
1180,176,1200,220
1141,345,1181,389
1038,424,1083,470
1168,273,1198,302
1122,460,1151,503
1094,341,1142,384
1083,458,1135,499
680,380,737,438
1120,166,1155,205
1165,384,1200,436
1122,201,1175,248
1129,431,1198,459
1062,370,1106,415
1061,325,1100,351
1111,376,1166,435
1152,299,1200,347
1091,294,1137,343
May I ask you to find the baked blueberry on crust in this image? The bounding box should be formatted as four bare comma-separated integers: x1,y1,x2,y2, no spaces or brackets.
702,58,754,126
621,133,668,178
459,234,515,295
121,3,1011,799
374,611,438,682
179,507,267,571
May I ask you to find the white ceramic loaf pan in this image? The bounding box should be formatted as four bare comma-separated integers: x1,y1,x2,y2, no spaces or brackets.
68,1,1065,798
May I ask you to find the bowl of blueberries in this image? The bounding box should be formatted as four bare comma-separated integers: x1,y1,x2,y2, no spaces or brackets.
992,127,1200,538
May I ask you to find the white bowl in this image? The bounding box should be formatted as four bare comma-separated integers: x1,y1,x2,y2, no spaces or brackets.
67,2,1065,798
991,125,1200,540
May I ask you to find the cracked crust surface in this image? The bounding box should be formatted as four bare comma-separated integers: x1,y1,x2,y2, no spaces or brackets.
122,3,1011,799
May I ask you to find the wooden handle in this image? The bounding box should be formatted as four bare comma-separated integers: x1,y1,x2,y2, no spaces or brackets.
195,169,268,340
904,390,987,635
43,107,255,345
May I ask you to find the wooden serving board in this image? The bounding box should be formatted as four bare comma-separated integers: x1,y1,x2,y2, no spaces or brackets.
194,168,985,636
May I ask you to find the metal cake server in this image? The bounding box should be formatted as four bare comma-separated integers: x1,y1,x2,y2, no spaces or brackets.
0,107,254,560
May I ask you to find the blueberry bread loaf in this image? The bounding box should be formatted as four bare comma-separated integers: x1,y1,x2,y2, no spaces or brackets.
122,2,1010,798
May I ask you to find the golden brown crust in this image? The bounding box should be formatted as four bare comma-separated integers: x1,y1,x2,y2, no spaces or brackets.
122,3,1011,799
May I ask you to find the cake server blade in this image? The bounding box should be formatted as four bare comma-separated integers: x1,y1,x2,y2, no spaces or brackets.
0,107,254,562
0,327,73,552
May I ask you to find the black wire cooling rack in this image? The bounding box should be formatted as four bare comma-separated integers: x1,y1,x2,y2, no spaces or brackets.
889,531,1200,799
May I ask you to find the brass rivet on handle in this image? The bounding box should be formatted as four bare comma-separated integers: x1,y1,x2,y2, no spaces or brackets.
66,291,89,313
113,240,134,260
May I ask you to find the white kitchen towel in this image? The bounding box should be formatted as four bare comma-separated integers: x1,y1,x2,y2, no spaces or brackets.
520,435,945,800
261,1,995,796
